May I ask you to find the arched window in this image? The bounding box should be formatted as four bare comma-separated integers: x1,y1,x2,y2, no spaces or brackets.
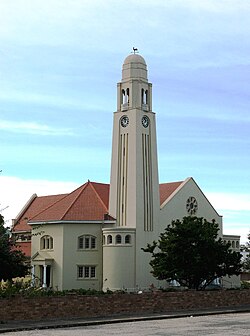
236,241,239,248
126,88,129,104
122,89,126,104
125,235,131,244
107,235,112,245
78,235,96,250
116,234,122,244
141,89,148,105
232,241,235,248
41,235,53,250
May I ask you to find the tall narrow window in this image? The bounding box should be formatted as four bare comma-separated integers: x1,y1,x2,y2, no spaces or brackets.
142,89,148,104
79,237,84,249
91,237,96,249
84,267,90,278
85,237,90,249
122,89,126,104
126,88,129,104
141,88,145,104
90,267,96,278
116,234,122,244
125,235,131,244
107,235,112,244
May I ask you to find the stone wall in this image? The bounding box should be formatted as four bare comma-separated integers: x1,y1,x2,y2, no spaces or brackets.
1,290,250,322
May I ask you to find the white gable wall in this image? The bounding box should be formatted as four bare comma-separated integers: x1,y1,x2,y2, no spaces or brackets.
159,178,223,236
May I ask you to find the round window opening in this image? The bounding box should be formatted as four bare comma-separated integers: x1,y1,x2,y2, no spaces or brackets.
186,196,198,215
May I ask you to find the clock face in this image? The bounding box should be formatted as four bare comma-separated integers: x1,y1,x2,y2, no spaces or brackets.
142,115,149,128
186,196,198,215
120,115,129,127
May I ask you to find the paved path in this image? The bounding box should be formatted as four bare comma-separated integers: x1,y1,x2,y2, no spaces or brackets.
2,312,250,336
1,307,250,335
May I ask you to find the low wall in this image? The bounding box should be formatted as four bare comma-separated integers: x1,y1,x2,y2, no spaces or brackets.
1,290,250,322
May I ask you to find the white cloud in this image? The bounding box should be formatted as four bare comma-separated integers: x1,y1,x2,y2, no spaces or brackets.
0,119,74,136
206,192,250,243
1,176,249,243
0,176,79,225
206,192,250,212
0,90,109,114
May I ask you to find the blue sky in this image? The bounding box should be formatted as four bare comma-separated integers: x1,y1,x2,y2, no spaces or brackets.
0,0,249,242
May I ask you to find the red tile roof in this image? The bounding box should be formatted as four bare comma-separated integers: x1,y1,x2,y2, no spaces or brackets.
159,181,183,205
14,180,183,227
12,194,67,232
30,181,110,222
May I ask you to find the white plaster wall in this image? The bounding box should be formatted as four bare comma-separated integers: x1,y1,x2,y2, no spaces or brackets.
31,224,64,290
62,223,103,291
102,228,136,291
160,178,223,236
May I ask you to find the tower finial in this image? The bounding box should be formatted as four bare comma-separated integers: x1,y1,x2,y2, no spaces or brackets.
132,47,138,54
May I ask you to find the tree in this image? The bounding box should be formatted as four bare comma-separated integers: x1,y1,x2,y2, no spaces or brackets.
0,214,28,281
143,216,242,290
242,232,250,272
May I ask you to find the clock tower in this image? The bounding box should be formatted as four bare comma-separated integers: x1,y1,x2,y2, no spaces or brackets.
109,53,160,230
102,53,160,290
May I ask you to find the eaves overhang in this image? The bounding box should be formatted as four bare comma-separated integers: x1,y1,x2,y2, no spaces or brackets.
29,220,116,225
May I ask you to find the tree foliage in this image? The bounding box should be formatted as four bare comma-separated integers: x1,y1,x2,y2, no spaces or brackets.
0,214,28,281
143,216,242,290
242,232,250,272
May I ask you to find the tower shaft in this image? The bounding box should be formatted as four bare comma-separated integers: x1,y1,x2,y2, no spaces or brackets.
109,54,160,230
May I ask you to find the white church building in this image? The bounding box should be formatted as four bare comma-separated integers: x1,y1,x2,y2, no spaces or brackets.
14,53,240,291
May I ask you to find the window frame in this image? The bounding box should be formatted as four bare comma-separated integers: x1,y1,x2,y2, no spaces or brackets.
77,265,96,279
125,234,131,244
40,235,53,250
115,234,122,244
107,235,112,245
78,235,97,250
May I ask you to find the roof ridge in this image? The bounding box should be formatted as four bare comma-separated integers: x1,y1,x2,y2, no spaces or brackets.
60,181,89,219
38,192,68,198
14,194,37,223
89,181,108,212
159,180,183,185
29,193,69,221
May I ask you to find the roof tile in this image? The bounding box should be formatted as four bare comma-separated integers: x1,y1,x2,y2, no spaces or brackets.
30,181,110,222
159,181,183,205
14,180,183,226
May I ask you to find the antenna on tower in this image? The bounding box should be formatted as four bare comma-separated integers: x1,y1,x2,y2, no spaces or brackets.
132,47,138,54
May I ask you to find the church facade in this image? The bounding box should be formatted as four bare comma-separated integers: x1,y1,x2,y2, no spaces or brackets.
12,53,240,291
